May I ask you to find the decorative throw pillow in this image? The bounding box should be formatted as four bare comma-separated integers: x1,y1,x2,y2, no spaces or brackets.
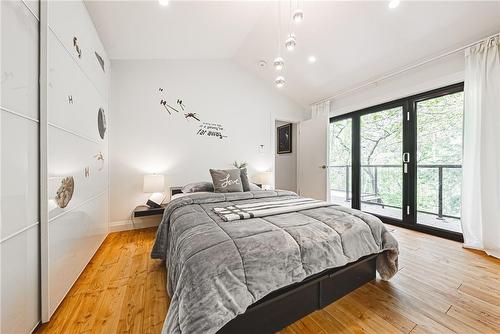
240,168,251,191
209,169,244,193
181,181,214,193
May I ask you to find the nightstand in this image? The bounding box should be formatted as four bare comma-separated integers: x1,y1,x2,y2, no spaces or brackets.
133,204,167,218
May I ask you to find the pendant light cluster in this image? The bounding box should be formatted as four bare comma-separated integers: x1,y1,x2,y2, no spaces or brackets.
273,0,303,88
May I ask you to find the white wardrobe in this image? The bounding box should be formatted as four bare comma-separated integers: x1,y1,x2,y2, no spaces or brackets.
1,1,41,333
1,0,110,332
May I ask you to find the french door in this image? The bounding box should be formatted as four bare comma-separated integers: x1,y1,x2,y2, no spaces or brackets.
329,83,464,241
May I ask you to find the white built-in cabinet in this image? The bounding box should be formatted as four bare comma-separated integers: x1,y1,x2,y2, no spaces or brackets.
1,1,41,333
0,0,110,331
46,0,110,318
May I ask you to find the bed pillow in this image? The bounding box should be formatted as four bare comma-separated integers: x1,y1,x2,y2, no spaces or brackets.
240,168,251,191
209,169,244,193
181,181,214,194
249,182,262,191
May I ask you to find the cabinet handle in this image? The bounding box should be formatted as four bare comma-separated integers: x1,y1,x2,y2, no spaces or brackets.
68,95,73,104
73,37,82,59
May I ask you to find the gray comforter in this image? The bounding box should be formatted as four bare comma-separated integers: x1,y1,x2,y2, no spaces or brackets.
151,190,398,334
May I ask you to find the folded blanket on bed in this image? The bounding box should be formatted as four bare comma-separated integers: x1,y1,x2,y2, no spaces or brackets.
213,197,327,221
151,190,399,334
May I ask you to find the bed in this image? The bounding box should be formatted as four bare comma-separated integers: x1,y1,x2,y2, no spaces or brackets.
151,189,398,334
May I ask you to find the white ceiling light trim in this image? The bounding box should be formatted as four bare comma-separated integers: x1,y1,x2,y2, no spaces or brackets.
388,0,400,9
308,55,317,63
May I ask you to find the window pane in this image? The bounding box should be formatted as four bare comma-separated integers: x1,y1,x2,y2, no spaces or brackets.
329,118,352,207
360,107,403,219
416,91,463,233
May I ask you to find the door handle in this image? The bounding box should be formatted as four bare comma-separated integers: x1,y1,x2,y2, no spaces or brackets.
319,165,327,169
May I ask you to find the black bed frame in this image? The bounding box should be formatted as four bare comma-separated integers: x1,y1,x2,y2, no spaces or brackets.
218,253,377,334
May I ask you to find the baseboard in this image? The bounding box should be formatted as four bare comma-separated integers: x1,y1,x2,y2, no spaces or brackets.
109,217,161,232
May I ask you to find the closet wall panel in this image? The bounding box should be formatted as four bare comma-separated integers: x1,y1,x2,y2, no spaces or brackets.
48,196,107,315
0,226,40,334
0,112,39,240
0,0,40,333
48,125,108,220
46,0,110,317
0,0,39,120
48,32,108,142
48,0,110,97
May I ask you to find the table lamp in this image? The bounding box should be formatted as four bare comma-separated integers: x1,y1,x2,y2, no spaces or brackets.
253,171,273,190
143,174,165,208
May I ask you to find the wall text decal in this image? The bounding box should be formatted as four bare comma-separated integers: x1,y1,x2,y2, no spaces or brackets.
157,87,228,139
197,122,227,140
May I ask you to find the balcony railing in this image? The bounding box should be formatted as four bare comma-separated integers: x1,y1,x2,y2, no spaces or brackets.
329,164,461,219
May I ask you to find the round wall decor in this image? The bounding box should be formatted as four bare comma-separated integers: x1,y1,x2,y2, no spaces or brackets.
55,176,75,209
98,108,107,139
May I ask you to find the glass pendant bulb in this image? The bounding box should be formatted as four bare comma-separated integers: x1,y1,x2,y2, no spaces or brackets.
285,34,296,51
293,9,304,23
275,76,285,88
273,57,285,71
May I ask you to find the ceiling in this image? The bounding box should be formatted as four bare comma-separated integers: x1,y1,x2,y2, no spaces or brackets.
85,1,500,107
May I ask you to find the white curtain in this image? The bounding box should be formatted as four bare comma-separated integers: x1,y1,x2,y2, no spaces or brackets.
461,35,500,258
311,100,330,119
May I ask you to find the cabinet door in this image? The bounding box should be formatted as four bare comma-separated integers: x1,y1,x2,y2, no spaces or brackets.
48,31,108,142
48,0,110,97
0,0,39,119
48,126,108,220
48,194,107,315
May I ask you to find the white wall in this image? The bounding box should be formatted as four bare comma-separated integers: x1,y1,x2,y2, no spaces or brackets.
330,53,465,116
275,121,297,192
1,1,40,333
109,59,306,228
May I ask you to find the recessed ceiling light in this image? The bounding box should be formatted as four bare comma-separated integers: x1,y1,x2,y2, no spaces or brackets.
159,0,169,6
275,76,286,88
388,0,400,9
308,56,317,63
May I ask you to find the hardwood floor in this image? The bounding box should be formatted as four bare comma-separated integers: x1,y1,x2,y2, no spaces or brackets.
36,226,500,334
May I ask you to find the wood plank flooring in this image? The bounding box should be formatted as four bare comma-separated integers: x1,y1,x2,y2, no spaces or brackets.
36,226,500,334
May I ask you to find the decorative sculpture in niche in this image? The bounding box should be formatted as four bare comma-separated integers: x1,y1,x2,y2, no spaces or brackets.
55,176,75,208
98,108,106,139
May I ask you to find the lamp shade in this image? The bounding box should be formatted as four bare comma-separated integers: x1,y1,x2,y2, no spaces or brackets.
143,174,164,193
253,171,273,186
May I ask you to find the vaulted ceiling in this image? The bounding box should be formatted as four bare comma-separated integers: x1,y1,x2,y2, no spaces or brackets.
85,1,500,107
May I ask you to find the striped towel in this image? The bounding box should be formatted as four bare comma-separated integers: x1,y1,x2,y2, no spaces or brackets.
213,197,329,222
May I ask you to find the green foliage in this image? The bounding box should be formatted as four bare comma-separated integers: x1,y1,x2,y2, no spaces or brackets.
232,161,248,169
329,92,464,218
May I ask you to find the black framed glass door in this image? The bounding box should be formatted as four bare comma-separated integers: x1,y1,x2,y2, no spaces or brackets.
329,83,464,241
360,105,404,220
413,88,464,234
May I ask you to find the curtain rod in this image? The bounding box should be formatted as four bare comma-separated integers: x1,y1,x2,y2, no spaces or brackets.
311,31,500,106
